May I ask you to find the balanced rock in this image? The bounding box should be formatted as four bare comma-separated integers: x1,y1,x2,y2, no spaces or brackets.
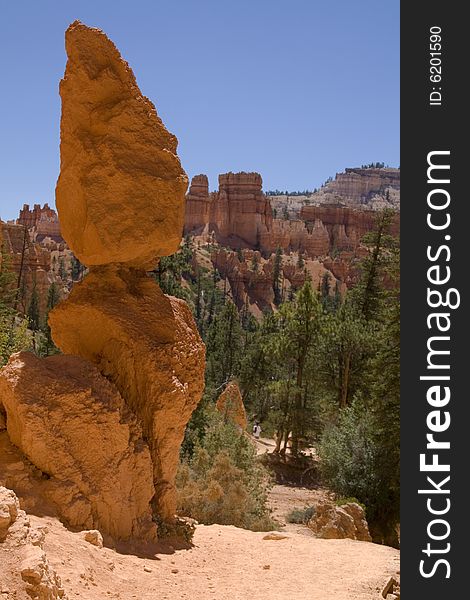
0,352,156,541
49,266,205,521
56,20,188,267
216,381,247,430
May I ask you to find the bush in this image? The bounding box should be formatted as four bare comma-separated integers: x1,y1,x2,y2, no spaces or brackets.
335,497,366,513
176,410,275,531
286,505,316,524
319,399,399,546
319,401,379,506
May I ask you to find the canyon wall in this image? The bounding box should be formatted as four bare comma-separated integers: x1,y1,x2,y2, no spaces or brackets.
310,167,400,208
185,172,399,261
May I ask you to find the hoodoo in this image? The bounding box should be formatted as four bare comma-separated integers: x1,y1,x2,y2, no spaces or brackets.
0,21,205,542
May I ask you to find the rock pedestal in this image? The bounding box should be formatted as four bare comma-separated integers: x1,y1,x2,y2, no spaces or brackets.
0,21,205,542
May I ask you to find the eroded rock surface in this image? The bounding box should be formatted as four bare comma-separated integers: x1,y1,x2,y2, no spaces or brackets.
56,21,188,267
216,382,247,430
0,486,67,599
308,501,372,542
0,352,156,541
49,266,205,522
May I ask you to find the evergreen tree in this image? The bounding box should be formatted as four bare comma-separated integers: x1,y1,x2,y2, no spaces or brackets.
205,300,243,392
58,258,66,281
39,282,61,356
268,282,322,455
352,209,395,322
71,255,83,281
272,247,283,306
27,282,40,332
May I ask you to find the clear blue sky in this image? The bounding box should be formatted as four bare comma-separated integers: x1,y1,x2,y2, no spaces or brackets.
0,0,399,221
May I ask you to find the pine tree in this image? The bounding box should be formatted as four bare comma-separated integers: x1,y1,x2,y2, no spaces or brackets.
272,247,283,306
27,283,40,332
58,258,66,281
205,300,243,391
271,282,322,455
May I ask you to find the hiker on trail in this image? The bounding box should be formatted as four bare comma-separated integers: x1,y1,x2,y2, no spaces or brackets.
252,422,261,440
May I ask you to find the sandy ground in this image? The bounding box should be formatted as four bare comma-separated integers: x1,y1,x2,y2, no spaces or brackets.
1,436,399,599
0,514,400,600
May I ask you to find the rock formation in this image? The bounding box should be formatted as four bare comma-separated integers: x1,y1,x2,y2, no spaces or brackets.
184,173,399,269
56,21,188,268
300,204,400,251
308,501,372,542
0,20,205,543
184,172,272,247
185,174,211,234
216,382,248,430
211,247,338,313
0,352,156,541
49,267,205,521
0,486,67,599
0,220,66,318
18,203,62,243
211,248,275,312
310,168,400,208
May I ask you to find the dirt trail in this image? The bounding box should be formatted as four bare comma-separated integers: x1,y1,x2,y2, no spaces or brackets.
0,514,399,600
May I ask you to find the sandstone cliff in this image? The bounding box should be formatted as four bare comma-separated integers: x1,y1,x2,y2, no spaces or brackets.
18,203,62,243
310,167,400,209
184,172,272,248
0,220,68,317
184,172,399,267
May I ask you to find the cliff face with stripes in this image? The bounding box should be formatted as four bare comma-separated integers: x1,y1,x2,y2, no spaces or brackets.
184,170,399,259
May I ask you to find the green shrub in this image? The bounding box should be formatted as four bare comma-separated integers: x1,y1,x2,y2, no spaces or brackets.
334,497,366,513
319,399,399,546
286,505,316,524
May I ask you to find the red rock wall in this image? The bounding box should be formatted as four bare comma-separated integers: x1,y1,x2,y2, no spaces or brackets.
185,173,399,261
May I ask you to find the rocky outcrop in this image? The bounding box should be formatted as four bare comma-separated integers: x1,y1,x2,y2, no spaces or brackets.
0,352,156,541
49,22,204,533
18,203,62,243
0,220,66,317
311,168,400,208
184,174,211,234
216,382,247,430
185,173,399,264
56,21,188,268
308,501,372,542
184,172,272,248
211,247,338,312
49,267,205,522
300,205,399,251
211,248,275,312
0,486,67,599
